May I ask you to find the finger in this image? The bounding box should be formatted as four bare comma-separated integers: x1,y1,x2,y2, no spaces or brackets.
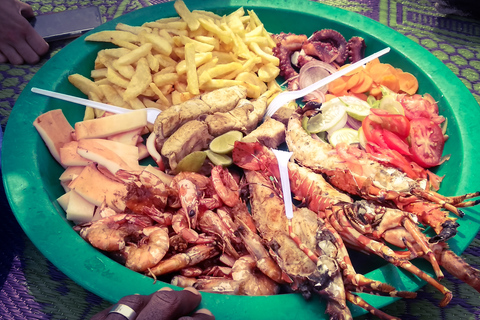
137,287,203,320
0,45,24,65
11,39,41,65
0,52,7,64
16,0,35,18
25,32,49,62
106,294,152,320
178,309,216,320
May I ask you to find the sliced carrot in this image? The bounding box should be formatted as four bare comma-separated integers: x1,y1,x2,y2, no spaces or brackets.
380,74,400,92
350,73,373,94
328,78,348,95
369,84,382,97
345,72,361,90
349,92,368,101
365,58,380,73
397,72,419,95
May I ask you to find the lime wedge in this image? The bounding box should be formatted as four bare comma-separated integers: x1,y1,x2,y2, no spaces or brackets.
209,130,244,154
379,95,404,115
328,128,360,147
306,101,346,133
336,96,371,121
358,126,367,149
206,150,233,167
176,151,207,173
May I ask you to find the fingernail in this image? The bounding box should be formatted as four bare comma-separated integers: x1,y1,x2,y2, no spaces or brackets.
195,309,213,316
158,287,173,292
183,286,201,295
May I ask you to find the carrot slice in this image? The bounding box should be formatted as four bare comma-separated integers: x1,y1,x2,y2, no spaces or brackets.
349,92,368,101
380,74,400,92
350,73,373,94
369,84,382,97
365,58,380,73
345,73,361,90
328,78,348,95
397,72,419,95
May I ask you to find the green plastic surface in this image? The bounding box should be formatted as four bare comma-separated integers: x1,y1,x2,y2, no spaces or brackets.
3,0,480,319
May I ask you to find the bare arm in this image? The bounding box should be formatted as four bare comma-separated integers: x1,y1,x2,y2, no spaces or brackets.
0,0,49,64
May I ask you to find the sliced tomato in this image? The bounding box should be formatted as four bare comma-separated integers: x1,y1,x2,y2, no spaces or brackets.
369,109,411,138
397,93,445,124
409,118,444,168
382,130,411,156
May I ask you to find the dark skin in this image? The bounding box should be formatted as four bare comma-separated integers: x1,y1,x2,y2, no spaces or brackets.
0,0,49,64
91,287,215,320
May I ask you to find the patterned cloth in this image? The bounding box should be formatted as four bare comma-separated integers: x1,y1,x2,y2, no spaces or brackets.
0,0,479,319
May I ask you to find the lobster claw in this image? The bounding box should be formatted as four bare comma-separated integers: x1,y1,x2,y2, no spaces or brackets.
429,220,460,243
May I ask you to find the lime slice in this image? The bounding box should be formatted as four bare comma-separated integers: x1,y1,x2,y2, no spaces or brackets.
176,151,207,173
206,150,233,167
306,101,346,133
358,126,367,149
379,95,404,115
328,128,360,147
209,130,243,154
336,96,371,121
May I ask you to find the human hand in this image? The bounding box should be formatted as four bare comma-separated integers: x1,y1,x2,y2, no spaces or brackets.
0,0,49,64
91,287,215,320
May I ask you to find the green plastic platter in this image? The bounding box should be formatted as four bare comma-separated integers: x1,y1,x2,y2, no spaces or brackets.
3,0,480,319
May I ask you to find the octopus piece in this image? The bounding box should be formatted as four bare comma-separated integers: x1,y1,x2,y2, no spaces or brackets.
303,29,348,65
273,32,308,90
346,36,366,63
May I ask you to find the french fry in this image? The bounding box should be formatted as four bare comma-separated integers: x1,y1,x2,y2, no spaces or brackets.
184,42,199,95
85,30,139,43
106,67,130,89
198,18,232,44
258,62,280,82
153,72,180,87
143,20,188,31
249,42,279,66
146,53,160,72
68,74,104,100
124,57,152,100
174,0,200,31
198,62,243,86
99,84,128,107
175,52,213,75
116,23,152,35
141,32,172,56
179,35,214,52
149,83,170,107
116,43,153,66
91,68,107,79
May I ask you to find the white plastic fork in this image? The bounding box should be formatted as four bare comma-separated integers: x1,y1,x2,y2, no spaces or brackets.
265,47,391,118
272,148,294,220
31,87,162,125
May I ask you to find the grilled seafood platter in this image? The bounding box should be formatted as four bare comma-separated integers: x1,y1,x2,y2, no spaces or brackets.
5,1,480,320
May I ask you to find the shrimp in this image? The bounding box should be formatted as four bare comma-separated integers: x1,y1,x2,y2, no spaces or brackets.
149,245,220,277
231,255,280,296
210,165,240,207
124,226,169,272
76,213,152,252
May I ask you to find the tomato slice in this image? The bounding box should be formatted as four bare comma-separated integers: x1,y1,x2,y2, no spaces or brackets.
362,116,390,148
369,109,411,138
409,118,445,168
382,130,411,156
397,93,445,124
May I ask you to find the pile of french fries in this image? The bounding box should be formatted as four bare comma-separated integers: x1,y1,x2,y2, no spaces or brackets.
68,0,281,125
